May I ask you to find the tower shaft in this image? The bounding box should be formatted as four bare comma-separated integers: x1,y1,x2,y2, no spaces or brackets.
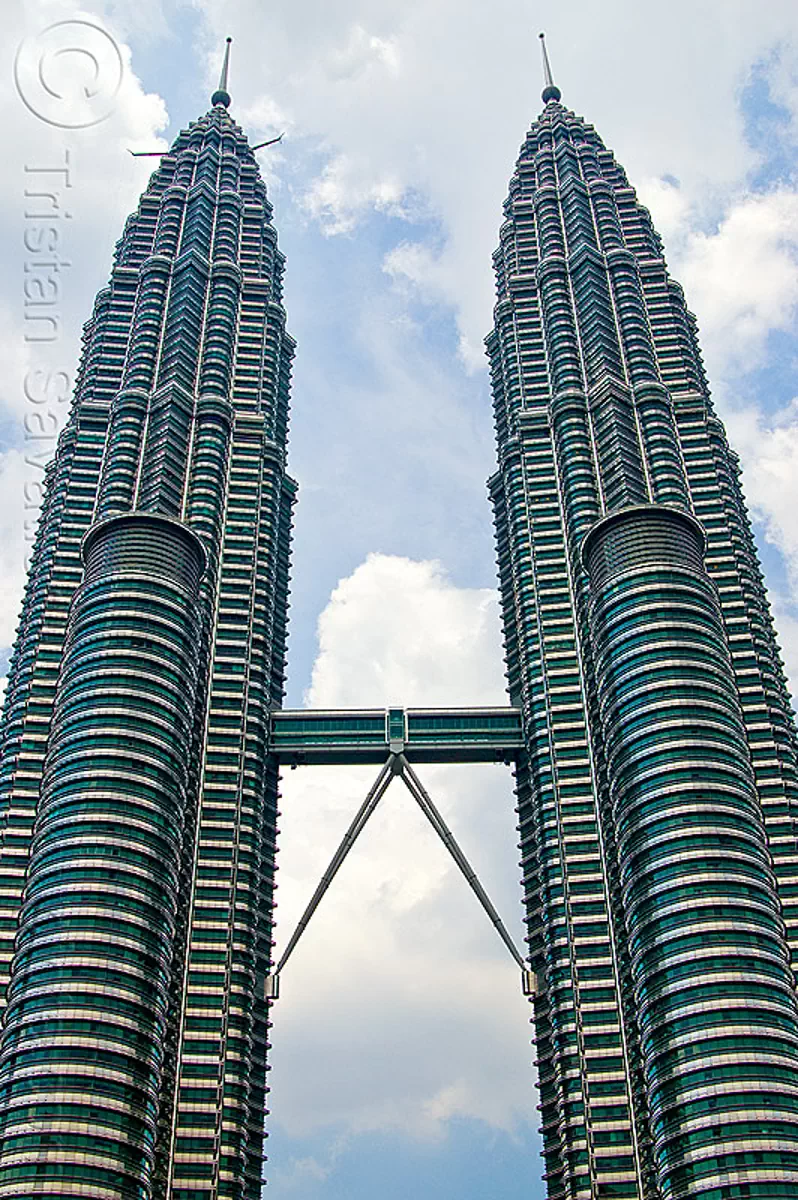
488,88,798,1199
0,97,295,1199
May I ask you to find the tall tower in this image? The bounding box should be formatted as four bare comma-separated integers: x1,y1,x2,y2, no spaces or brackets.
0,45,296,1199
487,35,798,1200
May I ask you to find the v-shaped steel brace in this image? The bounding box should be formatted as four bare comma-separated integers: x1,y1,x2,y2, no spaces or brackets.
265,754,535,999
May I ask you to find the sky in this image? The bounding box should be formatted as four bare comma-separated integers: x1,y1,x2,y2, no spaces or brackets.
2,1,798,1197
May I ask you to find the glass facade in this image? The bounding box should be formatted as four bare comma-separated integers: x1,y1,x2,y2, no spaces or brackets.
0,47,796,1200
0,89,295,1199
487,77,798,1199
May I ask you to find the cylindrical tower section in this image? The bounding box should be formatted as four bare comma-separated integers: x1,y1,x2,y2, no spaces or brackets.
0,513,205,1199
583,505,798,1200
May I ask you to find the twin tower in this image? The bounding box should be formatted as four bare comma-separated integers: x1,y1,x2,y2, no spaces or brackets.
0,37,797,1200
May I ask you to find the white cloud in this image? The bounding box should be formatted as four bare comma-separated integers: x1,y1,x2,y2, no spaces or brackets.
382,241,488,370
326,24,401,82
307,553,505,706
303,154,410,235
269,1151,336,1193
767,41,798,134
635,176,691,248
272,554,534,1142
675,191,798,377
723,402,798,701
725,399,798,588
769,598,798,701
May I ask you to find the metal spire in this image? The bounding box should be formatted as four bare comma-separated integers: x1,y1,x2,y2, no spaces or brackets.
539,32,561,104
211,37,232,107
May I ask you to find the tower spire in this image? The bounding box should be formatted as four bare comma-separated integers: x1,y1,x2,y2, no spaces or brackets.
539,32,561,104
211,37,232,108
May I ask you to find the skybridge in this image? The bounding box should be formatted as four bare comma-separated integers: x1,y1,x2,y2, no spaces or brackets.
268,705,524,765
265,705,533,1001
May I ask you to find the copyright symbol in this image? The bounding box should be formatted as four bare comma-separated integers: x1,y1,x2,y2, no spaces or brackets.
14,19,124,129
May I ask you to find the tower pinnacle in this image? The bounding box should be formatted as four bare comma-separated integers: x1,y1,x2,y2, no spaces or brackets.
539,32,561,104
211,36,232,107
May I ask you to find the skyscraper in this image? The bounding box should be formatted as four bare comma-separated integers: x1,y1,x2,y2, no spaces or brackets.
0,46,296,1199
485,37,798,1200
0,30,797,1200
